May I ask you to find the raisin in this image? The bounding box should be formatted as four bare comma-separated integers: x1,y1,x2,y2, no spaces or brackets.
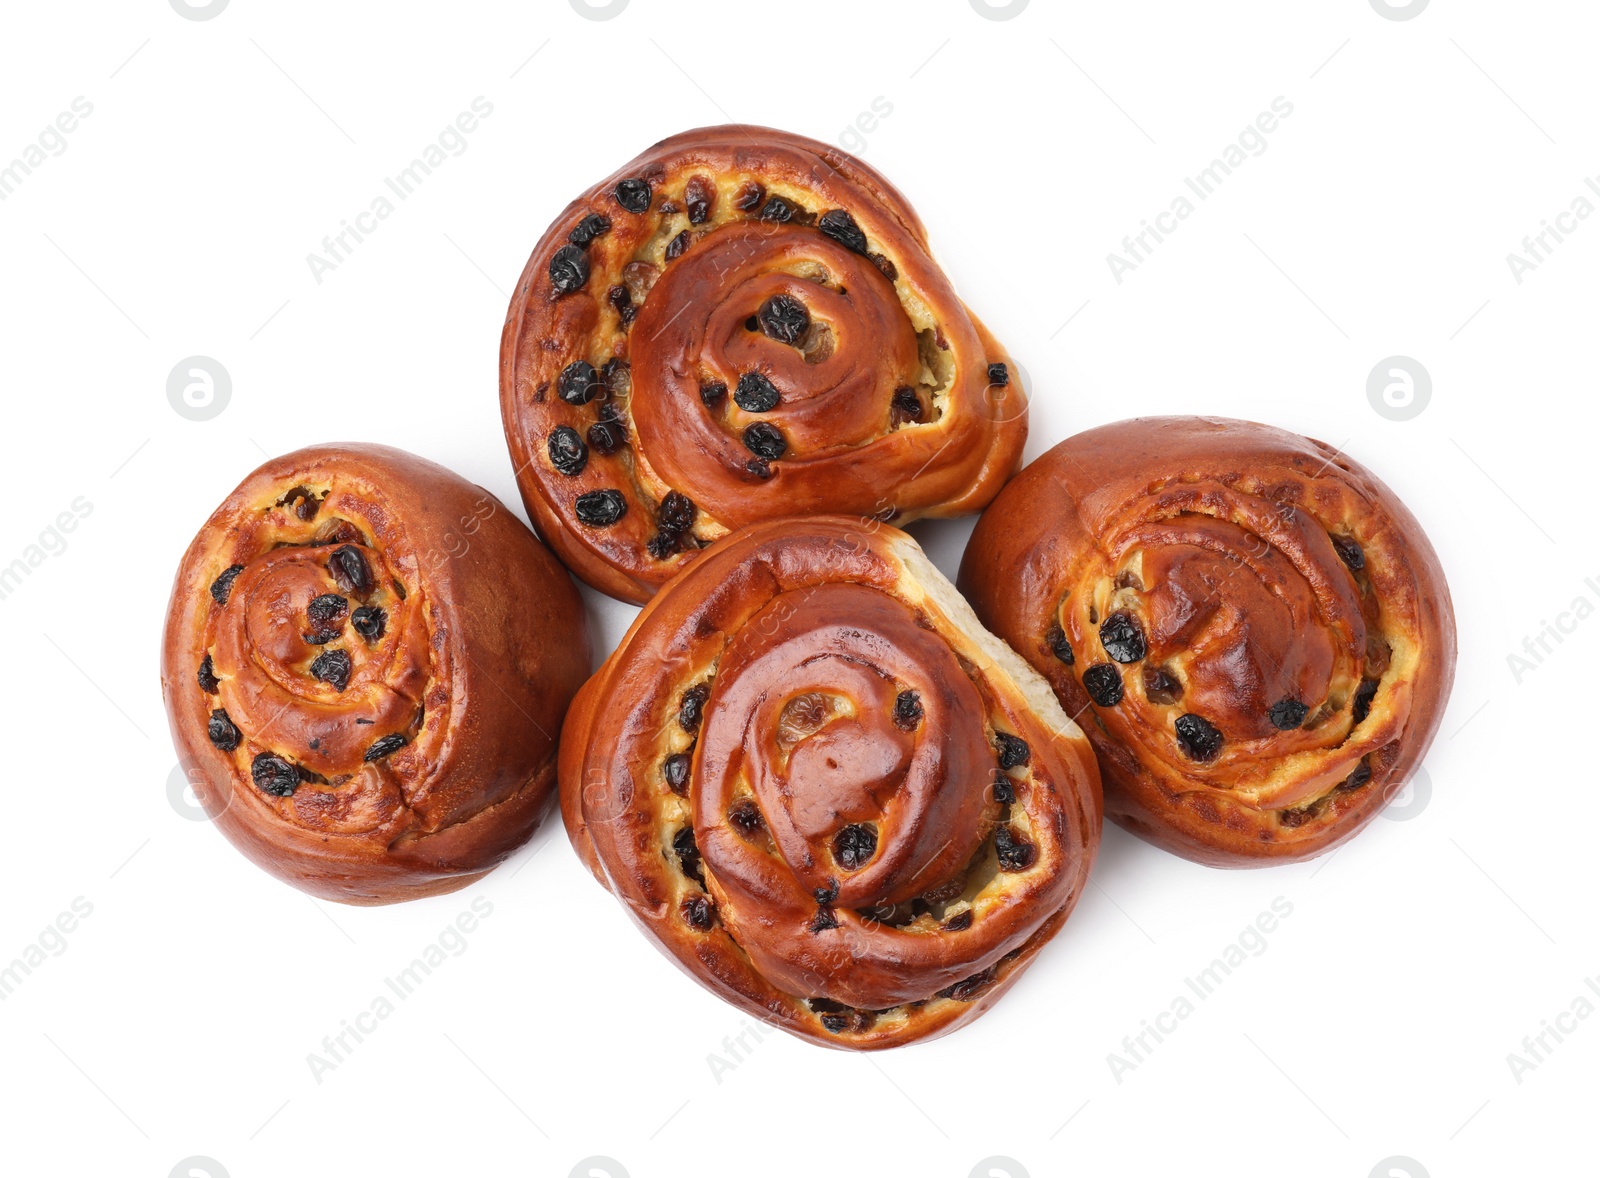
995,826,1036,871
814,879,839,905
1352,678,1379,724
310,649,352,692
586,419,627,456
1174,713,1224,762
197,654,220,694
207,709,241,751
1268,698,1310,730
558,360,601,405
759,196,799,222
665,230,691,260
575,490,627,527
734,181,765,211
1278,805,1317,828
890,386,923,423
729,798,764,837
1099,611,1147,664
658,200,681,215
757,294,809,345
1338,759,1373,791
1142,666,1183,705
210,564,245,605
363,733,408,762
986,362,1010,387
251,752,299,796
699,380,727,407
734,371,781,412
832,823,877,870
568,212,611,247
810,907,839,933
817,209,868,254
547,244,589,295
1331,534,1365,572
646,531,680,560
1083,663,1124,707
893,689,923,731
614,178,651,213
548,425,588,475
991,770,1015,805
351,605,386,642
663,752,691,796
995,732,1030,770
606,285,633,323
685,176,714,224
1045,624,1075,665
304,593,348,644
745,458,772,480
943,910,973,932
937,964,999,1002
673,827,702,883
646,492,693,538
820,1012,849,1033
742,422,787,460
870,252,898,280
678,684,709,731
681,896,714,930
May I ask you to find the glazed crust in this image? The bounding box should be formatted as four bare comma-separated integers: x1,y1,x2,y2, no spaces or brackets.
560,518,1101,1049
500,125,1028,604
161,444,590,904
959,416,1456,867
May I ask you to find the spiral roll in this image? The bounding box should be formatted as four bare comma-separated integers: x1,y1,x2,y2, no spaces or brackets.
960,417,1456,866
501,125,1028,603
560,518,1100,1049
161,444,589,904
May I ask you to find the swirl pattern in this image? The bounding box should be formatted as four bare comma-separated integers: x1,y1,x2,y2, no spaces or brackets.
501,125,1028,603
161,445,589,903
960,417,1456,866
560,518,1100,1048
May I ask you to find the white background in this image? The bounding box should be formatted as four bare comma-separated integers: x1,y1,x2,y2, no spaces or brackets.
1,1,1594,1176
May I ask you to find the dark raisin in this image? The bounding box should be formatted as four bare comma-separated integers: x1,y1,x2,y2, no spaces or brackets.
548,425,588,475
351,605,387,642
586,419,627,456
1142,665,1183,705
742,422,787,460
734,371,781,412
558,360,601,405
995,826,1036,872
568,212,611,247
870,252,898,280
995,733,1030,770
251,752,299,796
363,733,408,762
759,196,798,223
673,827,702,883
209,564,245,605
665,230,690,260
757,294,809,345
1083,663,1124,707
304,593,348,643
663,752,691,796
1352,678,1379,724
1268,698,1310,730
813,879,839,905
734,181,765,211
891,386,923,423
1331,534,1365,572
937,965,999,1002
986,362,1010,387
943,910,974,932
547,244,589,295
745,458,772,480
1099,611,1147,664
730,798,764,837
309,649,352,692
575,490,627,527
1039,623,1074,666
1338,759,1373,791
1174,714,1224,762
326,546,372,597
656,492,697,536
685,175,714,224
681,895,714,930
207,708,241,751
614,178,651,212
699,380,727,407
832,823,878,871
678,683,709,732
646,531,680,560
817,208,868,254
892,689,923,731
1278,806,1317,828
991,771,1015,805
810,907,840,933
820,1012,849,1033
658,200,680,215
197,654,220,694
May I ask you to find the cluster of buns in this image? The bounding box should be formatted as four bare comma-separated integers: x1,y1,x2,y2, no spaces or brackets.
162,127,1454,1049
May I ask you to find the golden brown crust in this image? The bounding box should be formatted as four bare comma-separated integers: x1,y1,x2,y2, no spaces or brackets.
560,517,1101,1049
500,125,1028,604
959,416,1456,867
161,444,590,904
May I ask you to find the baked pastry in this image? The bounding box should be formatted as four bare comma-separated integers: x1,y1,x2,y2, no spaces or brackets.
560,517,1101,1049
161,444,589,904
500,125,1028,603
960,417,1456,867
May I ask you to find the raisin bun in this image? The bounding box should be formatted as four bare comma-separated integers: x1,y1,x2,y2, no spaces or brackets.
161,444,590,904
560,517,1101,1048
500,124,1028,603
960,417,1456,867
